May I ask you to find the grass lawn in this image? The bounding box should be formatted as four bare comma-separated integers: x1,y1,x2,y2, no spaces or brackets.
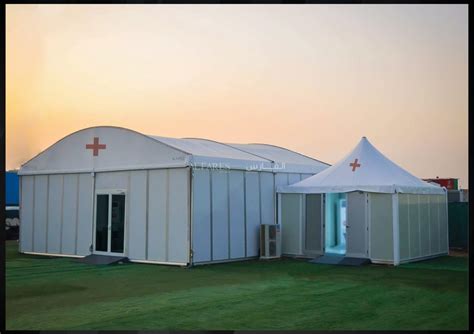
5,240,468,330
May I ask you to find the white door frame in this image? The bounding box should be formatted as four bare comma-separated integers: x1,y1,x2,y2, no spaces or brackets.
93,189,127,256
321,193,325,254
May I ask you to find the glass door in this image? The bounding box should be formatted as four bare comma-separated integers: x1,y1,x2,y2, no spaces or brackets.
94,193,126,255
95,194,109,252
110,195,125,253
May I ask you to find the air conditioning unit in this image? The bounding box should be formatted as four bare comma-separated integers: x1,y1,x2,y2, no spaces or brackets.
260,224,281,259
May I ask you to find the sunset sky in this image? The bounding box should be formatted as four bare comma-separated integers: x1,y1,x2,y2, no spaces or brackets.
6,5,468,187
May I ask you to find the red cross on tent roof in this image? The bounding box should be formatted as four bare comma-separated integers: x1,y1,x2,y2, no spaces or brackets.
349,158,361,172
86,137,106,156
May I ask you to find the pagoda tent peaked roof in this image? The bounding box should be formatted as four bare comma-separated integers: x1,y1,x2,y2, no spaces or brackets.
277,137,445,195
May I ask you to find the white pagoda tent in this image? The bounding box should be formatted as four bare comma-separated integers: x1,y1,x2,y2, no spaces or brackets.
277,137,448,265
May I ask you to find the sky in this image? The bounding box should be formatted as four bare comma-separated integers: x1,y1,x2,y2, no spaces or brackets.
6,4,468,187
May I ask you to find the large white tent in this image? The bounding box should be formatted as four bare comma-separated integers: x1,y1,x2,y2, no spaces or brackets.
277,137,448,265
17,126,329,266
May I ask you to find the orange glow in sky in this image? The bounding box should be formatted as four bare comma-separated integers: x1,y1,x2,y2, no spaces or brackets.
6,4,468,187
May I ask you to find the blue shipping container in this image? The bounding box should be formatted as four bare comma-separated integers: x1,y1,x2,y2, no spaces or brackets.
6,171,19,206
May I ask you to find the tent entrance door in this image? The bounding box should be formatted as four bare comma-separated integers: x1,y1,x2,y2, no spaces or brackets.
345,192,368,258
93,192,126,256
324,193,347,255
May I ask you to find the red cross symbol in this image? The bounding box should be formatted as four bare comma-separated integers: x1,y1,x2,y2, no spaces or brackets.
349,158,361,172
86,137,106,156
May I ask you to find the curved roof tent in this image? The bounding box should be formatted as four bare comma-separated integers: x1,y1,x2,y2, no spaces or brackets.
19,126,329,175
278,137,445,195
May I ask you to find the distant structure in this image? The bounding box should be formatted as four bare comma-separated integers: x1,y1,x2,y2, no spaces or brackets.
421,179,469,251
422,177,459,190
6,170,19,206
422,177,468,203
6,170,20,240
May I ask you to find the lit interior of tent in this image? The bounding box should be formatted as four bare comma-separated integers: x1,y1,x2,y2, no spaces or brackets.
325,193,347,255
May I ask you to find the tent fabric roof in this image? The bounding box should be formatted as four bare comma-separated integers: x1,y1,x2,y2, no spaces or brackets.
277,137,446,195
18,126,329,175
148,136,329,173
228,143,329,166
149,136,269,163
18,126,330,175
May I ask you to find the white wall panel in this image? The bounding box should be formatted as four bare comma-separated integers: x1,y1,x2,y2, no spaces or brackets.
419,195,431,257
147,169,168,261
398,194,409,261
167,168,189,263
192,169,211,263
369,193,393,261
245,172,260,257
438,195,448,253
62,174,78,255
95,171,129,189
408,194,421,258
128,170,148,260
275,173,290,227
346,192,368,258
76,173,93,255
305,194,323,255
281,194,303,255
288,173,302,185
259,172,275,225
33,175,48,253
20,176,34,252
211,170,229,261
429,195,440,254
228,171,245,259
275,173,289,188
47,175,63,253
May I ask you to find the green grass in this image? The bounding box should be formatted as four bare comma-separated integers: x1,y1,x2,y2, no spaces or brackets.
6,240,468,330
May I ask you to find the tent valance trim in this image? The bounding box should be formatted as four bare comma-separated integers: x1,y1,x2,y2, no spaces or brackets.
18,161,328,176
17,164,190,176
277,184,446,195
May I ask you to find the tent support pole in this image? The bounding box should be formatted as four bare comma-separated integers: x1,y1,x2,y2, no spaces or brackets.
392,192,400,266
444,189,449,253
187,167,193,267
277,193,282,226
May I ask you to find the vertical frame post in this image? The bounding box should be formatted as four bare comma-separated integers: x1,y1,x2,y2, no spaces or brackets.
392,192,400,265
